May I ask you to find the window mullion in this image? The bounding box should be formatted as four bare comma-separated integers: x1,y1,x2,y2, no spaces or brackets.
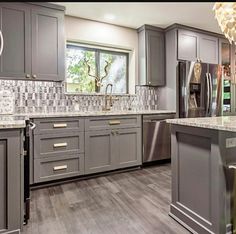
95,50,100,77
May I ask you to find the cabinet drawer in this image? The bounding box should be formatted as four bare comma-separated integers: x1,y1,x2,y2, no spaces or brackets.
85,115,141,131
33,117,84,135
34,154,84,183
34,132,84,158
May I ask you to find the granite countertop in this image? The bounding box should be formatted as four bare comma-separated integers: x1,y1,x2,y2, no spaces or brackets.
0,116,26,129
0,110,176,129
167,116,236,132
16,109,176,118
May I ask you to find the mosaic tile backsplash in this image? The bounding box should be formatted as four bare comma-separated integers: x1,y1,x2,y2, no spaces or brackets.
0,80,159,114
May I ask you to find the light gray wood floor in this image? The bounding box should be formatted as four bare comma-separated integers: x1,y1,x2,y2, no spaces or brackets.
22,164,190,234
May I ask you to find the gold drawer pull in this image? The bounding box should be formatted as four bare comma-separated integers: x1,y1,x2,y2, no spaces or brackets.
53,123,67,128
53,165,67,171
109,120,121,125
53,143,67,148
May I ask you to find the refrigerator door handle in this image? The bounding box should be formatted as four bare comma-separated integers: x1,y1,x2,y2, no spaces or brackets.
185,62,195,118
206,73,210,116
184,87,188,118
208,73,213,116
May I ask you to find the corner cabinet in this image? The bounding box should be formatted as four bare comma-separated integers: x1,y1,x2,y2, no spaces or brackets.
177,29,219,64
0,2,65,81
0,129,24,234
138,25,165,86
85,115,142,175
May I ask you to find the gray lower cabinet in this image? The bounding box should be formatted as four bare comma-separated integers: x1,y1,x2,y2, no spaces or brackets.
85,130,115,174
34,154,84,183
32,116,142,183
170,125,230,234
0,129,23,234
32,117,85,183
85,116,142,175
115,128,142,169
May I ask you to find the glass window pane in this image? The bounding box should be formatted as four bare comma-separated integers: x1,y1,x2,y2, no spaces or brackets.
99,52,127,94
66,45,96,93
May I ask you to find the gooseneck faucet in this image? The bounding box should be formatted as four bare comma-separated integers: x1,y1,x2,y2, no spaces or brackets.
103,83,113,111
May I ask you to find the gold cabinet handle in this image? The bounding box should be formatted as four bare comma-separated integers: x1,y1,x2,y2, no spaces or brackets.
109,120,121,125
53,123,67,128
53,165,67,171
32,74,37,79
53,142,67,148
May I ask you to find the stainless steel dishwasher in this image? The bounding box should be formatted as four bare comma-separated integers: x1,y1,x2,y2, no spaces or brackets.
142,114,175,163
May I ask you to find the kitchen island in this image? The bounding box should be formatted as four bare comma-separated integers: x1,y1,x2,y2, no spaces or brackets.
167,116,236,234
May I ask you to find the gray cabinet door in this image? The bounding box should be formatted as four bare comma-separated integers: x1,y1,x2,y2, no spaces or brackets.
178,29,198,61
31,6,65,81
0,130,22,233
199,34,219,64
85,130,115,174
146,30,165,86
115,128,142,169
0,3,31,79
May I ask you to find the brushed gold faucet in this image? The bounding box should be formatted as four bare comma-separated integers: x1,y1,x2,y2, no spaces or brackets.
102,84,118,111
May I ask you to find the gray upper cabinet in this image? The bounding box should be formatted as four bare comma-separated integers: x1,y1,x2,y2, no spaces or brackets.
0,3,31,79
199,33,218,64
177,28,219,64
177,29,198,61
0,2,65,81
31,6,65,81
138,25,165,86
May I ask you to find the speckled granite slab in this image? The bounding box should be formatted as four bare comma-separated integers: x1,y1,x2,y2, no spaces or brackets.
16,110,176,118
0,110,176,129
0,116,26,129
167,116,236,132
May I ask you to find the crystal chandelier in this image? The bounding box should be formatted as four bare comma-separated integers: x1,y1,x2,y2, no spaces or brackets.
213,2,236,44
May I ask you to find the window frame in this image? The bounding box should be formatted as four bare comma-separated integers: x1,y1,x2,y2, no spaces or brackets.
65,42,129,95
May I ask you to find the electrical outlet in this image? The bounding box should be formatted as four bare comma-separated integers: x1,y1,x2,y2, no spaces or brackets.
226,138,236,148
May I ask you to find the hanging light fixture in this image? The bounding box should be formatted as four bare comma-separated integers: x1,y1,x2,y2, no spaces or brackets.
213,2,236,44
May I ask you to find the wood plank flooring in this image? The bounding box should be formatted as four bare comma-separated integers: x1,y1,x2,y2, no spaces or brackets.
22,164,190,234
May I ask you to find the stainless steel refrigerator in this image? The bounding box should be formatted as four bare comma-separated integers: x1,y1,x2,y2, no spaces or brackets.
178,60,223,118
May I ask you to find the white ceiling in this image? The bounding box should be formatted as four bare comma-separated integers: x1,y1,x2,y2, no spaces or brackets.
55,2,222,34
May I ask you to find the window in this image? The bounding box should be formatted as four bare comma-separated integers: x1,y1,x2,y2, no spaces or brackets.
66,43,128,94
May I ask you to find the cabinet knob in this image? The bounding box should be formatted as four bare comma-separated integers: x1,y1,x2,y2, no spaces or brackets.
148,81,151,85
32,74,37,79
25,74,30,78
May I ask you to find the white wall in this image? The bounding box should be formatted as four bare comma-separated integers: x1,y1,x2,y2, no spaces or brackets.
65,16,138,94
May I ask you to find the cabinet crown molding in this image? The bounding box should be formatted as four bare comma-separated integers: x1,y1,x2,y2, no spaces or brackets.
137,24,165,33
165,23,225,39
